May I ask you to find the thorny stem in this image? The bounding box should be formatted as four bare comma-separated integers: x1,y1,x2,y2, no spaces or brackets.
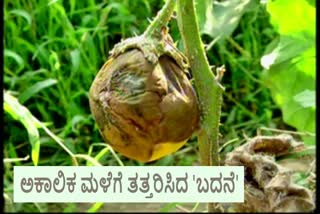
143,0,223,211
176,0,224,212
143,0,176,39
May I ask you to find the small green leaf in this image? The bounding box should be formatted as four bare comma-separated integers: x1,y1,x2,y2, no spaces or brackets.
87,147,109,166
70,49,81,73
94,147,109,162
19,79,58,103
8,9,32,30
49,51,61,71
4,49,25,72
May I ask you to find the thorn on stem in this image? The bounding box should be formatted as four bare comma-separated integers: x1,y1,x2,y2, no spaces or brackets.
210,65,216,72
215,65,226,82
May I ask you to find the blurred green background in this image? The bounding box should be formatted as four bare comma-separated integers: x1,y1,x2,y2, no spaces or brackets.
3,0,315,212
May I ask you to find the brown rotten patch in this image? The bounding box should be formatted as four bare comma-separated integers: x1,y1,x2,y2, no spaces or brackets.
224,134,315,212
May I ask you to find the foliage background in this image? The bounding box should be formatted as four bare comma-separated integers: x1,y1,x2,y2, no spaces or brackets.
3,0,315,212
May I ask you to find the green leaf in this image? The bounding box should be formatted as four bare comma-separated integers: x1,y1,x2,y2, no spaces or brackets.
194,0,213,34
70,49,81,73
19,79,58,103
94,147,109,162
261,0,315,145
4,49,25,72
294,90,315,108
267,0,315,38
87,147,109,166
261,36,312,69
4,91,40,165
195,0,259,41
8,9,32,30
49,51,61,71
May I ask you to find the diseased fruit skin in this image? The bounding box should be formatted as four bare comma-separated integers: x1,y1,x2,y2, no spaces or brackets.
89,36,199,162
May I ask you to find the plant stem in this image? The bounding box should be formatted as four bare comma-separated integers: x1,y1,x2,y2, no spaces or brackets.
176,0,223,212
143,0,176,39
